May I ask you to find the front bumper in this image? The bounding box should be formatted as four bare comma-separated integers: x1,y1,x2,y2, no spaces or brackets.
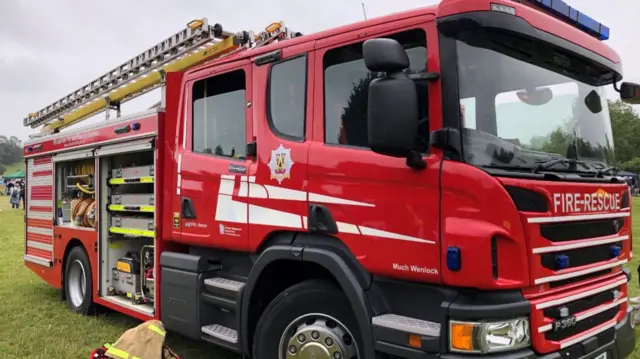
373,308,635,359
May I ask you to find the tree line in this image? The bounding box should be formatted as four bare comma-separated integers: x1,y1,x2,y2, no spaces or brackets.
0,136,23,175
609,100,640,173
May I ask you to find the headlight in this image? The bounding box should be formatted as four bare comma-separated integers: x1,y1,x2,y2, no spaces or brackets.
449,318,530,354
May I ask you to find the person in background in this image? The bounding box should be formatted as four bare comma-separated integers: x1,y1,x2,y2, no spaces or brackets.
9,183,20,209
19,182,25,210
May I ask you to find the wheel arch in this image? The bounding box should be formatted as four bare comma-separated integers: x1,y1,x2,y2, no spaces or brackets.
240,232,377,359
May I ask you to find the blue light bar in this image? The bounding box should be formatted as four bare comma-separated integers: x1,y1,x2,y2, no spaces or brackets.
524,0,610,40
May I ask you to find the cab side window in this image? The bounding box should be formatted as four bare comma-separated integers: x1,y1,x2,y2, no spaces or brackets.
192,69,247,159
268,56,307,140
323,29,428,150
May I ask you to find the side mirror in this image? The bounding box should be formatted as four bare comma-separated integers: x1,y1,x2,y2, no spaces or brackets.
363,38,419,160
620,82,640,104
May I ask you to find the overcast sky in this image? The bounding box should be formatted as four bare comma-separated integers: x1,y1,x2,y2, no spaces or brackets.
0,0,637,142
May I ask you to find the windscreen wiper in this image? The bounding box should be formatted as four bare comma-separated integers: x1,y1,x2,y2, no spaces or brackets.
531,158,591,174
595,165,617,178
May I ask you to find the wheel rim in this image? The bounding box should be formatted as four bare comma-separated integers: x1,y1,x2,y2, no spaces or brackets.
68,259,87,308
278,313,360,359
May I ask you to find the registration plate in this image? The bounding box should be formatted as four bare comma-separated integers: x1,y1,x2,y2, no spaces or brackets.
593,352,607,359
553,315,577,331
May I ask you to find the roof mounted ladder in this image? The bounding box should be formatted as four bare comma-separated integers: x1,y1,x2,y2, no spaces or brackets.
25,18,300,135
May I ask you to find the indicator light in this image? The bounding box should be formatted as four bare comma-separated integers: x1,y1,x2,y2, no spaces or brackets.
131,122,141,131
447,246,461,271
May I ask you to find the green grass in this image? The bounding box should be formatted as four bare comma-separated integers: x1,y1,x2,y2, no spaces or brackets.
0,199,236,359
0,197,638,358
1,161,25,176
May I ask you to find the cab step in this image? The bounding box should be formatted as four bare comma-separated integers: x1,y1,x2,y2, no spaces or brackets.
372,314,441,337
204,277,245,293
202,324,238,343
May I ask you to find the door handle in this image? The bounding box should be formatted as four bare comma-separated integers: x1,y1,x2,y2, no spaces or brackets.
308,204,338,234
181,197,197,219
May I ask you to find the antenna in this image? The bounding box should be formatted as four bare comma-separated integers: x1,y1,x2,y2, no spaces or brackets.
361,2,368,20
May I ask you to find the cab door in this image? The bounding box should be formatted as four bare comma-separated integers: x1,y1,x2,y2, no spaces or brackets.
246,42,314,250
174,60,253,250
308,18,443,283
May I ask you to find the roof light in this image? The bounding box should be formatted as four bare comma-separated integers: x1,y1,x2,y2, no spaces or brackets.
524,0,610,40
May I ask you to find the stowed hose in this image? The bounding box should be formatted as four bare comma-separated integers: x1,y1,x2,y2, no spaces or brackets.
71,197,96,228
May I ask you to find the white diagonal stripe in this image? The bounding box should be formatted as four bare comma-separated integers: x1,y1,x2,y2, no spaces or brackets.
309,193,374,207
248,204,302,228
265,185,307,201
249,183,268,198
358,226,435,244
214,194,247,223
337,222,360,234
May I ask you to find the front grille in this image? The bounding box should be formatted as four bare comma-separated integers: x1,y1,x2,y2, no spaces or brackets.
544,307,618,341
548,269,612,288
540,219,622,242
540,242,622,270
543,289,616,319
536,284,623,348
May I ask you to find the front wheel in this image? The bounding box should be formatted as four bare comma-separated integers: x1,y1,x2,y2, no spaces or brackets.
253,280,361,359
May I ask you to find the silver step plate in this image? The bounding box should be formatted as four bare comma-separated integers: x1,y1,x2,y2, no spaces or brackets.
204,277,245,292
372,314,441,337
202,324,238,343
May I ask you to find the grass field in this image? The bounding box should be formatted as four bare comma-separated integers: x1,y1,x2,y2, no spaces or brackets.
0,198,638,358
1,161,25,175
0,198,236,359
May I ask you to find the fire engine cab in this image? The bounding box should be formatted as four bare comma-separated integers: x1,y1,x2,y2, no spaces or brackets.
22,0,639,358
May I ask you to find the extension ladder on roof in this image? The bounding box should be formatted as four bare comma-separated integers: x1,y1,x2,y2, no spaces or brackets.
24,18,300,135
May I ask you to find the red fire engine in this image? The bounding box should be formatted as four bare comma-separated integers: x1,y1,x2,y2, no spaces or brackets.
22,0,639,358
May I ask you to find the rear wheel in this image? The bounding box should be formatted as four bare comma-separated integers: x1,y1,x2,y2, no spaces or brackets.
64,246,95,315
253,280,361,359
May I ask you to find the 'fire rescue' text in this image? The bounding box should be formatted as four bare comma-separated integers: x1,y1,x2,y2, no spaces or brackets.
553,192,620,213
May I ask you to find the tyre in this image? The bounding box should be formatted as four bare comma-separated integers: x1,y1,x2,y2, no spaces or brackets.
64,246,95,315
253,279,362,359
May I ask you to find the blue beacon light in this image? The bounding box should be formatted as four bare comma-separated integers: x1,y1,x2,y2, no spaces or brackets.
523,0,610,40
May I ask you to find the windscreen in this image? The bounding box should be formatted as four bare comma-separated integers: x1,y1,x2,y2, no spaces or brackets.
454,31,617,172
